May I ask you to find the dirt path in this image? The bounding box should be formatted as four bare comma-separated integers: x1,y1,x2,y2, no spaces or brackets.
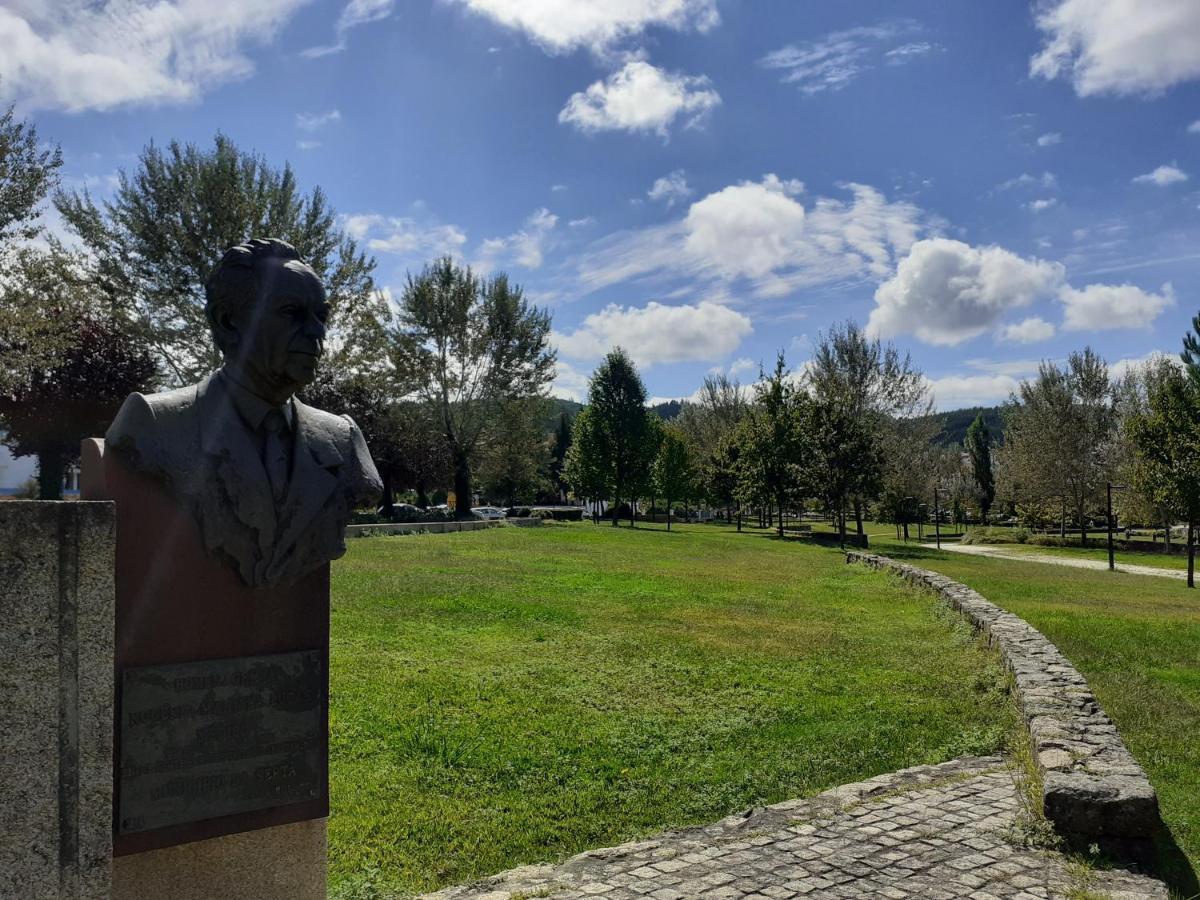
922,541,1188,580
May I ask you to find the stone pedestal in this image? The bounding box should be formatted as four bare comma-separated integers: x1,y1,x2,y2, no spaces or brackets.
112,819,327,900
0,501,115,900
82,438,329,900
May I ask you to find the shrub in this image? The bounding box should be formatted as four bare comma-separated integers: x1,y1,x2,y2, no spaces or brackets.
962,526,1029,545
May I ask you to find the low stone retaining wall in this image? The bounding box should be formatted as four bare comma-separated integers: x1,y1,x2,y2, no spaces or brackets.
846,551,1160,853
346,519,503,537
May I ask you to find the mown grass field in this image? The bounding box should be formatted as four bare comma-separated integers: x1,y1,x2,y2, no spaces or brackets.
848,522,1200,894
327,522,1016,897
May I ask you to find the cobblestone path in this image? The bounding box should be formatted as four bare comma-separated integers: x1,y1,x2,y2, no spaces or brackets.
424,756,1165,900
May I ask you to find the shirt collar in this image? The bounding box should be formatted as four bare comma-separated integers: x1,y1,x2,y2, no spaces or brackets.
219,369,294,432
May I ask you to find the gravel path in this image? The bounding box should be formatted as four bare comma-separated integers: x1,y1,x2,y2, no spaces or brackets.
422,756,1165,900
921,542,1187,580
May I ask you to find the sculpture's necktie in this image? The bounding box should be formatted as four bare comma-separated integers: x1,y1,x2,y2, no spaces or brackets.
262,408,290,505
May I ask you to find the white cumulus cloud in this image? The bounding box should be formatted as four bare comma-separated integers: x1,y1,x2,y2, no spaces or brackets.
925,374,1020,411
1059,282,1174,330
1132,164,1188,186
559,60,720,137
1036,132,1062,147
1029,198,1058,212
0,0,307,112
648,170,692,206
554,300,752,367
575,177,922,299
1031,0,1200,97
1189,120,1200,134
868,239,1065,346
999,317,1056,344
447,0,718,55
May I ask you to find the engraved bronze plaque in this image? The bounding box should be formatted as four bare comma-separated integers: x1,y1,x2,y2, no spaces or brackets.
118,650,323,834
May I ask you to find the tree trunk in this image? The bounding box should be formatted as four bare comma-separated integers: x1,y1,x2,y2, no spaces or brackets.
1164,515,1172,552
854,497,864,537
37,449,65,501
902,521,909,541
667,495,672,532
379,471,395,519
737,510,742,532
415,481,430,510
453,451,472,519
611,494,620,527
777,496,784,537
1060,501,1067,538
1188,519,1195,589
1080,505,1088,548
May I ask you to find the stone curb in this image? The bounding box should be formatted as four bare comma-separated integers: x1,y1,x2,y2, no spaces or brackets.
846,551,1161,849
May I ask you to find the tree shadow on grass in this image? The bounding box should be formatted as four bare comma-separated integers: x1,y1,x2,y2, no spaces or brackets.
1148,829,1200,898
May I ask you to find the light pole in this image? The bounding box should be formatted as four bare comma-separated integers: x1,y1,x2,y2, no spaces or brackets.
934,486,941,550
1106,481,1126,571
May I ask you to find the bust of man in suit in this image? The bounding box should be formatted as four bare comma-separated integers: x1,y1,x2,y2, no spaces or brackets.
105,238,382,588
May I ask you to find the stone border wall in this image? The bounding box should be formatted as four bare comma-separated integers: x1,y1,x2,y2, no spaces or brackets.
846,551,1160,850
346,519,503,537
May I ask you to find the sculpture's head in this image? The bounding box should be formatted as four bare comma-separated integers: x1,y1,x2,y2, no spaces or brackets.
205,238,328,403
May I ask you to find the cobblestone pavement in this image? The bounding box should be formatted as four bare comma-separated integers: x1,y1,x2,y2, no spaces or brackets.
922,542,1184,580
424,756,1166,900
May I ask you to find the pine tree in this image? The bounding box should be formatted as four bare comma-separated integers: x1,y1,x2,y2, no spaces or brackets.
964,413,995,524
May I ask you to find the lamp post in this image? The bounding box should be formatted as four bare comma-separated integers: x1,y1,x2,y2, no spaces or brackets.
934,486,941,550
1106,481,1126,571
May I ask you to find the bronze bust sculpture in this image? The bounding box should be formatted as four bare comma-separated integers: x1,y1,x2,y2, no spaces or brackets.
106,238,382,588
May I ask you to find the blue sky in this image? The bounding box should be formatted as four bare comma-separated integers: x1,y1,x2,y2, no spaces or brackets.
5,0,1200,409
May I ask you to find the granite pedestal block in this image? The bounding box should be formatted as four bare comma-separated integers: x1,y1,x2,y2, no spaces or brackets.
0,501,115,900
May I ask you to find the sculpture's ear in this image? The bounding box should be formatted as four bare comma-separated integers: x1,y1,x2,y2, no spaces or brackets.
213,310,240,350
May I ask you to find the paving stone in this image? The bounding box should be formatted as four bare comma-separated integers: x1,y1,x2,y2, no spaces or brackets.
422,757,1166,900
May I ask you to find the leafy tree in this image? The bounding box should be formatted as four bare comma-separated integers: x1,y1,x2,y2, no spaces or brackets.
0,250,156,499
55,133,383,384
383,402,453,509
706,433,741,522
807,321,930,535
478,397,552,507
652,426,696,531
734,352,807,537
803,396,882,545
391,258,555,518
1127,365,1200,586
1003,349,1115,544
0,103,62,250
964,413,995,524
564,405,610,522
1182,312,1200,391
585,349,658,527
548,411,573,501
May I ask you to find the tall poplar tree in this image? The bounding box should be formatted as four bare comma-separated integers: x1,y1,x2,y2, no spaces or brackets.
964,413,995,524
587,349,658,527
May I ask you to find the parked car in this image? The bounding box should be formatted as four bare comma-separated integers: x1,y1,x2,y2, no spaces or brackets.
471,505,507,520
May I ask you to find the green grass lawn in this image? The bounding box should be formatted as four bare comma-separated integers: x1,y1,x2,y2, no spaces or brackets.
328,522,1016,897
857,525,1200,894
962,540,1192,572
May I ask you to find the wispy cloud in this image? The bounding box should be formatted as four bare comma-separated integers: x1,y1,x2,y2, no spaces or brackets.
303,0,395,58
760,21,937,95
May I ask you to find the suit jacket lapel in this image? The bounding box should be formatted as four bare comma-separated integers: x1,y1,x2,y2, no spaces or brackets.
197,374,278,554
269,399,341,575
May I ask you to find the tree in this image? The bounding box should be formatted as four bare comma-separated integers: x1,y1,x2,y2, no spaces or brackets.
55,133,384,385
564,405,610,522
1127,366,1200,586
0,250,156,499
803,396,882,545
0,103,62,251
1182,312,1200,391
807,321,930,536
734,352,807,537
964,413,995,524
1004,349,1115,544
653,426,696,531
548,411,573,501
586,349,658,527
478,398,553,507
391,259,555,518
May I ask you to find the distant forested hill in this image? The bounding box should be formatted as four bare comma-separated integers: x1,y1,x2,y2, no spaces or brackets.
923,406,1005,447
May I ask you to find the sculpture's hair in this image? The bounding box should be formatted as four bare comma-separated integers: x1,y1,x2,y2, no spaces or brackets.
204,238,308,353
